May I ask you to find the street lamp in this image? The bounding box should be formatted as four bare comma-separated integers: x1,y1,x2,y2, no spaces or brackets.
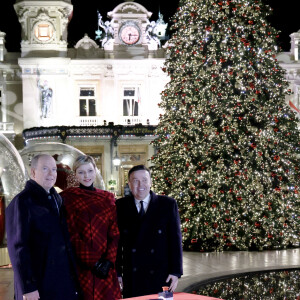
112,152,121,169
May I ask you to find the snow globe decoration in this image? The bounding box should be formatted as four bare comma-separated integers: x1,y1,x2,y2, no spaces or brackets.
0,133,27,244
20,142,105,192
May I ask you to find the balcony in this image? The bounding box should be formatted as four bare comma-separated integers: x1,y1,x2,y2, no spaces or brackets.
121,116,149,125
79,117,99,126
0,122,14,133
77,117,158,127
0,122,15,141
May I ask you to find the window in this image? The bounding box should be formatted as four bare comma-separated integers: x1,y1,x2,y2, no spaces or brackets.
123,87,139,116
79,88,96,116
34,23,54,42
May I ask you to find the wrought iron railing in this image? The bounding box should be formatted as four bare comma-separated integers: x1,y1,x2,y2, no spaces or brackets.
0,122,14,132
23,124,157,142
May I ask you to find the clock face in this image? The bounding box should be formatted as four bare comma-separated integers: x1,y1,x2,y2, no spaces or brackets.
120,25,140,45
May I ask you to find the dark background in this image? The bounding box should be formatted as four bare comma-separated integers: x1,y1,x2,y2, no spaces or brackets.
0,0,299,52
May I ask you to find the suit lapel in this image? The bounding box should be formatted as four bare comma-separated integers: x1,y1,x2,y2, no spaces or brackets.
143,191,158,220
129,196,139,218
27,180,58,214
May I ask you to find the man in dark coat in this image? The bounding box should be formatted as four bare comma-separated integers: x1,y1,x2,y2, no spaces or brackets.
116,165,183,298
6,154,80,300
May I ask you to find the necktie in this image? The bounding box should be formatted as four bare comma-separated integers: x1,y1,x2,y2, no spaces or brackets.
139,201,145,218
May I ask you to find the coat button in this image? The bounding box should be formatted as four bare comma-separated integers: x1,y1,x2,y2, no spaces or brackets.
150,249,155,254
132,248,136,253
48,195,52,199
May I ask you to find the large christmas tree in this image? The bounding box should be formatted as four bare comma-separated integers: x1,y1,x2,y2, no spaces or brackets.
151,0,300,251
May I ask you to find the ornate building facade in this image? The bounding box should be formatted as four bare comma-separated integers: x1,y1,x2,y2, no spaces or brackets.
0,0,169,196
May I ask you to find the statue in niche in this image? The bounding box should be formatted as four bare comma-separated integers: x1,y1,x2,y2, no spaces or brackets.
38,79,53,118
95,11,114,48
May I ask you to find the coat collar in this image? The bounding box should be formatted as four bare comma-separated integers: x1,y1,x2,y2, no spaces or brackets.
129,190,158,213
26,179,57,196
25,179,60,213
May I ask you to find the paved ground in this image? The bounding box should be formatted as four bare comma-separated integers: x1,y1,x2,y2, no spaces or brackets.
177,248,300,292
0,248,299,299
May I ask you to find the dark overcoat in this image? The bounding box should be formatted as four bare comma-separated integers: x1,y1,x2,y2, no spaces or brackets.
5,180,80,300
116,191,183,298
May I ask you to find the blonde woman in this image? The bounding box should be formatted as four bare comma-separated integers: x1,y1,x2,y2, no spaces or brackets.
61,155,121,300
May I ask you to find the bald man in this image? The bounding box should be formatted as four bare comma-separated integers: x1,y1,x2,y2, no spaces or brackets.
6,154,81,300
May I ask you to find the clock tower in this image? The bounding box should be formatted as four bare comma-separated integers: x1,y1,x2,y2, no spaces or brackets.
109,1,150,46
14,0,73,57
100,1,162,58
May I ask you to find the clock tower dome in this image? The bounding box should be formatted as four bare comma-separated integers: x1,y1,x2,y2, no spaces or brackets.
14,0,73,57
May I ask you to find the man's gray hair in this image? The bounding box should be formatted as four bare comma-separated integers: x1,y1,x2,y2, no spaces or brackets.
30,154,52,169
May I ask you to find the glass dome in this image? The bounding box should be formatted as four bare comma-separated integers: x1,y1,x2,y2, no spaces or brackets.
0,133,27,245
20,142,105,191
0,133,27,205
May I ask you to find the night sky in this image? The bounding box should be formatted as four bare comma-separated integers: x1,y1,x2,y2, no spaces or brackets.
0,0,299,52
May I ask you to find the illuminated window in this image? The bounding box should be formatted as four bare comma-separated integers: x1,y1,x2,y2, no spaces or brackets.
79,88,96,116
34,23,54,42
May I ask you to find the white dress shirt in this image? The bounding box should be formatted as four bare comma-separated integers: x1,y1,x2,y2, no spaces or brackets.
134,193,151,214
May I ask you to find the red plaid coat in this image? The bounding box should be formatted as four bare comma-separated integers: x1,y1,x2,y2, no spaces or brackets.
61,187,121,300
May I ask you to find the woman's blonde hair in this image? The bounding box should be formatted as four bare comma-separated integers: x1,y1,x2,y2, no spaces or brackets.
72,155,96,172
